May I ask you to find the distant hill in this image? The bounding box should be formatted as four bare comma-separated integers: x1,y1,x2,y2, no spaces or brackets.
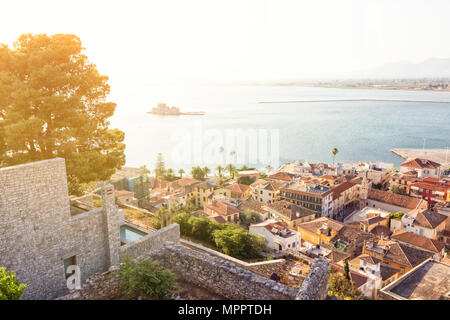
359,58,450,79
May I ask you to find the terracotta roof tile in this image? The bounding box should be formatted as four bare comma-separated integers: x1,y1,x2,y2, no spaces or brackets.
413,210,447,229
229,182,250,194
266,200,316,221
392,230,446,253
368,188,423,210
205,200,240,217
401,158,441,169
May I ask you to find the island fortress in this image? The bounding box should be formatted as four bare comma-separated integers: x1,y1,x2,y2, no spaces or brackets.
148,103,205,115
0,158,329,300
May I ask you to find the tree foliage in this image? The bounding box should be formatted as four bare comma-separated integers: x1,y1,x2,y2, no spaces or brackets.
151,207,174,229
328,268,363,300
119,258,178,300
0,267,27,300
172,213,266,259
190,166,205,180
154,153,166,178
0,34,125,194
239,209,263,227
238,175,256,185
390,184,407,195
213,226,267,259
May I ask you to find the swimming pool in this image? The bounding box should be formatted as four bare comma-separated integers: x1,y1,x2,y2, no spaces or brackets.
120,225,147,243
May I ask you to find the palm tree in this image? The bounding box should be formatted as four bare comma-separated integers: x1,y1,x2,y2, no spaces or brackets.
226,164,235,178
202,166,210,178
166,168,174,177
178,168,185,178
215,173,226,186
216,165,223,176
332,148,339,167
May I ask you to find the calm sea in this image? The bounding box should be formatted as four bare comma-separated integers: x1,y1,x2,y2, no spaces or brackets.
109,85,450,172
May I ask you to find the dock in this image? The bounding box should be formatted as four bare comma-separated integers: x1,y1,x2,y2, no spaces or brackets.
391,148,450,168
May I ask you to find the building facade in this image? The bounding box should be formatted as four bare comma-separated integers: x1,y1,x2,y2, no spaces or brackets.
0,158,121,300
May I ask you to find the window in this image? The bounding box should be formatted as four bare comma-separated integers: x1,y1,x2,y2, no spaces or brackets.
64,256,77,279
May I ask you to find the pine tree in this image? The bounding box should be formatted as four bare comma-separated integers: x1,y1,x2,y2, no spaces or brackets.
154,153,166,178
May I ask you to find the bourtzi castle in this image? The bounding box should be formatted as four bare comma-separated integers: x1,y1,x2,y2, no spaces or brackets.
0,158,330,300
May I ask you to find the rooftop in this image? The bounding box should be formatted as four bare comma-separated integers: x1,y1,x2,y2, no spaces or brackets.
345,206,391,223
391,230,446,253
401,158,441,170
413,210,448,229
205,200,240,217
382,260,450,300
266,171,295,182
368,188,424,210
281,181,332,196
266,200,316,221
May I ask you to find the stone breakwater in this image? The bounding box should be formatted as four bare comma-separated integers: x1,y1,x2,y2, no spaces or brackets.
59,240,330,300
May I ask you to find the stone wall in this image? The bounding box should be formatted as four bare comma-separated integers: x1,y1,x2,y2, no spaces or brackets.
296,258,330,300
179,239,286,279
0,158,121,300
57,266,122,300
59,240,331,301
148,242,298,300
119,224,180,262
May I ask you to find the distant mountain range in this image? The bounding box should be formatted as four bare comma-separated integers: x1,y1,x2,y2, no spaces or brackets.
358,58,450,79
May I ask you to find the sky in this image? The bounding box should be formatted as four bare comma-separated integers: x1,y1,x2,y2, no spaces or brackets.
2,0,450,84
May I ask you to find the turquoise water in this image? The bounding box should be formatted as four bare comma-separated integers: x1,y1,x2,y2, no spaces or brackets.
120,225,147,242
109,85,450,171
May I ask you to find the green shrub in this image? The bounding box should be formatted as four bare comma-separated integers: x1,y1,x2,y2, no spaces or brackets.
213,226,267,259
172,212,193,236
0,267,27,300
119,258,178,300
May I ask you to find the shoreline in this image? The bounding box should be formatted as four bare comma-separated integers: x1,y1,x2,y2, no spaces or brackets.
259,98,450,104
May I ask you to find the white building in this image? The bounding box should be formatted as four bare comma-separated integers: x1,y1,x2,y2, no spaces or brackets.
250,179,279,204
249,220,301,252
400,158,442,178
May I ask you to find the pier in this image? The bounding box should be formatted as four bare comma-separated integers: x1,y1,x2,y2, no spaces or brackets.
391,148,450,167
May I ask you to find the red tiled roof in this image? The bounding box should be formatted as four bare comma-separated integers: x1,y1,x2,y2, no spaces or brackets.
209,215,227,224
205,201,240,217
413,210,447,229
169,177,201,188
370,225,391,238
410,181,448,193
332,181,358,200
401,158,441,169
266,200,316,221
368,188,423,210
391,230,446,253
267,172,294,182
229,182,250,194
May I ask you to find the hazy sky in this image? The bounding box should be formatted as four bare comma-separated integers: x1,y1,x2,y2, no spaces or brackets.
2,0,450,84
